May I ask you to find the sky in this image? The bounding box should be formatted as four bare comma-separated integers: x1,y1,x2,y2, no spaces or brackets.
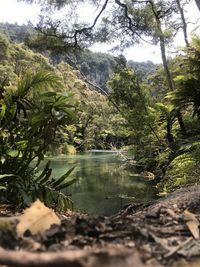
0,0,199,63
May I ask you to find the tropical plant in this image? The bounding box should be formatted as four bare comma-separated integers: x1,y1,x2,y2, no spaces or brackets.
0,164,77,211
166,37,200,122
0,70,78,210
155,102,177,146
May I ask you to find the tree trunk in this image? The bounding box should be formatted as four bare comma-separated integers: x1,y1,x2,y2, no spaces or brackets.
159,34,187,135
195,0,200,11
150,0,187,135
166,121,174,146
176,0,189,47
159,36,174,91
177,110,187,134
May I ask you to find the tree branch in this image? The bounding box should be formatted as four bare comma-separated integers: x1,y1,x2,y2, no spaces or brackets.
114,0,154,45
73,0,109,46
0,247,142,267
35,0,109,47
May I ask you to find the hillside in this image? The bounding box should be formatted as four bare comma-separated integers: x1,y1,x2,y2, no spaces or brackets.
0,22,158,90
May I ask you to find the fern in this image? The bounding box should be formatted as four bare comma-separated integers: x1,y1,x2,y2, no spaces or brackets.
160,148,200,192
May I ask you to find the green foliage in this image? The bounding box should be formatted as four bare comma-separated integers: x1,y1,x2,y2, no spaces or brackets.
0,163,76,211
2,17,200,200
0,33,10,61
108,67,153,134
108,68,146,114
0,22,34,43
108,67,162,168
0,23,158,91
151,37,200,191
128,60,158,82
160,147,200,191
164,38,200,119
0,69,77,210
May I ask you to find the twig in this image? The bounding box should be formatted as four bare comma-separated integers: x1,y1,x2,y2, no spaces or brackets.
164,237,193,258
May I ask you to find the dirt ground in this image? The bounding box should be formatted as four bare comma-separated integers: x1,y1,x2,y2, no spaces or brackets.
1,185,200,266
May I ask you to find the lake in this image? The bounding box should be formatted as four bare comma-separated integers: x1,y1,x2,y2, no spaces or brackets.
47,152,157,216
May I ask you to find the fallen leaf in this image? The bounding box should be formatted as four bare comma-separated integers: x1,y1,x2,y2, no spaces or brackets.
17,199,61,236
183,210,199,239
157,191,168,197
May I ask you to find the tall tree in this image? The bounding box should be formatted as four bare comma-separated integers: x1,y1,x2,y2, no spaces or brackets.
195,0,200,10
175,0,189,47
21,0,188,135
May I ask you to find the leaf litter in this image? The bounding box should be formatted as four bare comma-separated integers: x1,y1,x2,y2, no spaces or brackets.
1,186,200,266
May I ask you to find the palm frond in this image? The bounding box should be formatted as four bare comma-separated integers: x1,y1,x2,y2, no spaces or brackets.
50,166,76,188
0,163,76,211
16,71,63,98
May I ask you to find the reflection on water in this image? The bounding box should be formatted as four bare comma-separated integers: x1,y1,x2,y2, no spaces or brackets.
47,152,157,216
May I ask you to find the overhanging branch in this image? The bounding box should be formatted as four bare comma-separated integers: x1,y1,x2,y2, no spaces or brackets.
114,0,154,45
73,0,109,46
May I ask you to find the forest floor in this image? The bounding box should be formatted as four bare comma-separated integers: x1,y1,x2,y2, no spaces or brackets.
1,185,200,267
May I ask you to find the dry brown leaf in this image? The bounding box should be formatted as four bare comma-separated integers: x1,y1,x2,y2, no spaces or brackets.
17,199,61,236
186,221,199,239
183,210,199,239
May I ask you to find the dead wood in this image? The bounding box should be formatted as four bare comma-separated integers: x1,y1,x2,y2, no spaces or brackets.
0,246,147,267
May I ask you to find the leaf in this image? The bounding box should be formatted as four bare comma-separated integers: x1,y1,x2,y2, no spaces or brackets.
186,221,199,239
16,140,28,150
6,149,19,157
17,71,62,98
0,100,6,120
55,178,78,191
39,169,52,185
31,114,44,126
19,189,31,206
183,210,199,239
173,75,185,83
0,174,17,181
16,199,61,236
51,166,75,188
157,191,168,197
35,161,51,182
0,186,6,190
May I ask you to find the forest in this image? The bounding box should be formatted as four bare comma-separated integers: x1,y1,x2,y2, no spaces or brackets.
0,0,200,266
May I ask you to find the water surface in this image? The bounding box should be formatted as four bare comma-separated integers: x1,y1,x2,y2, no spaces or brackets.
47,152,157,216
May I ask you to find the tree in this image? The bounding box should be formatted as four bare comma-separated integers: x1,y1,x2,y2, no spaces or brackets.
21,0,190,134
128,60,157,82
175,0,189,47
19,0,190,86
0,22,35,43
0,33,10,61
108,67,163,162
155,102,176,146
20,0,176,54
195,0,200,10
168,37,200,121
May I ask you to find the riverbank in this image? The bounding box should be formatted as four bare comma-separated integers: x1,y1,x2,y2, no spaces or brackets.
1,185,200,266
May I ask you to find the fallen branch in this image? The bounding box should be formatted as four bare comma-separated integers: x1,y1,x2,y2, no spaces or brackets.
0,247,145,267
